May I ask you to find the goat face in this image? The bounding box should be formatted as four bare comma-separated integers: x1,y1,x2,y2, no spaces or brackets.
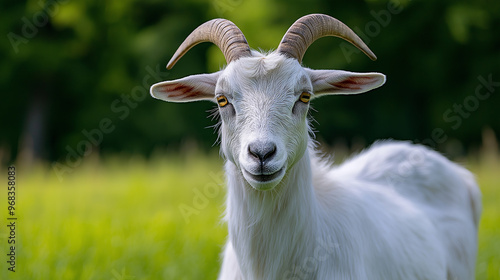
150,15,385,191
216,54,311,190
151,51,384,190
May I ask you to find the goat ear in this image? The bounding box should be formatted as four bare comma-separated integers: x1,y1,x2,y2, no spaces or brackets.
150,72,220,103
306,69,385,97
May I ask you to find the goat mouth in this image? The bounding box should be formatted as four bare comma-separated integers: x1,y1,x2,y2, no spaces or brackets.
243,168,284,183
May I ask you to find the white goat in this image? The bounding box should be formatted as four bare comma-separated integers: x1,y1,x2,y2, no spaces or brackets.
150,14,481,280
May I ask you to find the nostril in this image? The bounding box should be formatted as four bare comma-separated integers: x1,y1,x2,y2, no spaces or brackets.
248,141,277,163
263,144,276,161
248,145,259,160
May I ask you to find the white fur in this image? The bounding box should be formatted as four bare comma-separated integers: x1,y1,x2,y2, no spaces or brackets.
219,141,480,280
150,51,481,280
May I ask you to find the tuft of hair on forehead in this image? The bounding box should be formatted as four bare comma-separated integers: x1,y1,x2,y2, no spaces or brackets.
236,51,299,78
217,50,308,99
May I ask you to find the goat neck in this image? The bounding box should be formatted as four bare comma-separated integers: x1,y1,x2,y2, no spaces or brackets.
224,146,325,279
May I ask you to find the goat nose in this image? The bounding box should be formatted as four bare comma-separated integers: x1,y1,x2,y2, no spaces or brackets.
248,141,277,163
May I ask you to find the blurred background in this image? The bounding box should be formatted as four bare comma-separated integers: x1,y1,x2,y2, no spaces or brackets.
0,0,499,279
1,0,499,165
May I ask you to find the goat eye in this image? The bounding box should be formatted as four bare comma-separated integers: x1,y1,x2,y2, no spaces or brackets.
299,92,311,103
217,95,229,107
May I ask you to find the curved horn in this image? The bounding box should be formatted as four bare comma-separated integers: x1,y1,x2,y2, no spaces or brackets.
167,19,251,69
277,14,377,63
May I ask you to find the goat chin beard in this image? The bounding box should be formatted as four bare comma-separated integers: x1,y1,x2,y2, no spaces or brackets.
242,167,286,191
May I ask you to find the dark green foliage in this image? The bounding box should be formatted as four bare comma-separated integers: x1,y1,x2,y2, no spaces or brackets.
1,0,498,163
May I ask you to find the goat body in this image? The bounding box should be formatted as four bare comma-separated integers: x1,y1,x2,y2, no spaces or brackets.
150,14,481,280
220,141,480,280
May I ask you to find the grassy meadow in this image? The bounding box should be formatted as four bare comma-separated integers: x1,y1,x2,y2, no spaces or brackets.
0,151,499,280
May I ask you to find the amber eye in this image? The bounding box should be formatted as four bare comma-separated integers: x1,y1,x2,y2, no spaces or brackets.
299,92,311,103
217,95,229,107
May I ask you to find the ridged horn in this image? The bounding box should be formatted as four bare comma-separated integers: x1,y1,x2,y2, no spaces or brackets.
277,14,377,63
167,19,251,69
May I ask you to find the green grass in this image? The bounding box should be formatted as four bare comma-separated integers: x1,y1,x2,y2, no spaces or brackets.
474,158,500,279
0,153,498,279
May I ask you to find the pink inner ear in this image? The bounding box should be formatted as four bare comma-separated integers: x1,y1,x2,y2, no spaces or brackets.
157,84,204,100
331,76,376,90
